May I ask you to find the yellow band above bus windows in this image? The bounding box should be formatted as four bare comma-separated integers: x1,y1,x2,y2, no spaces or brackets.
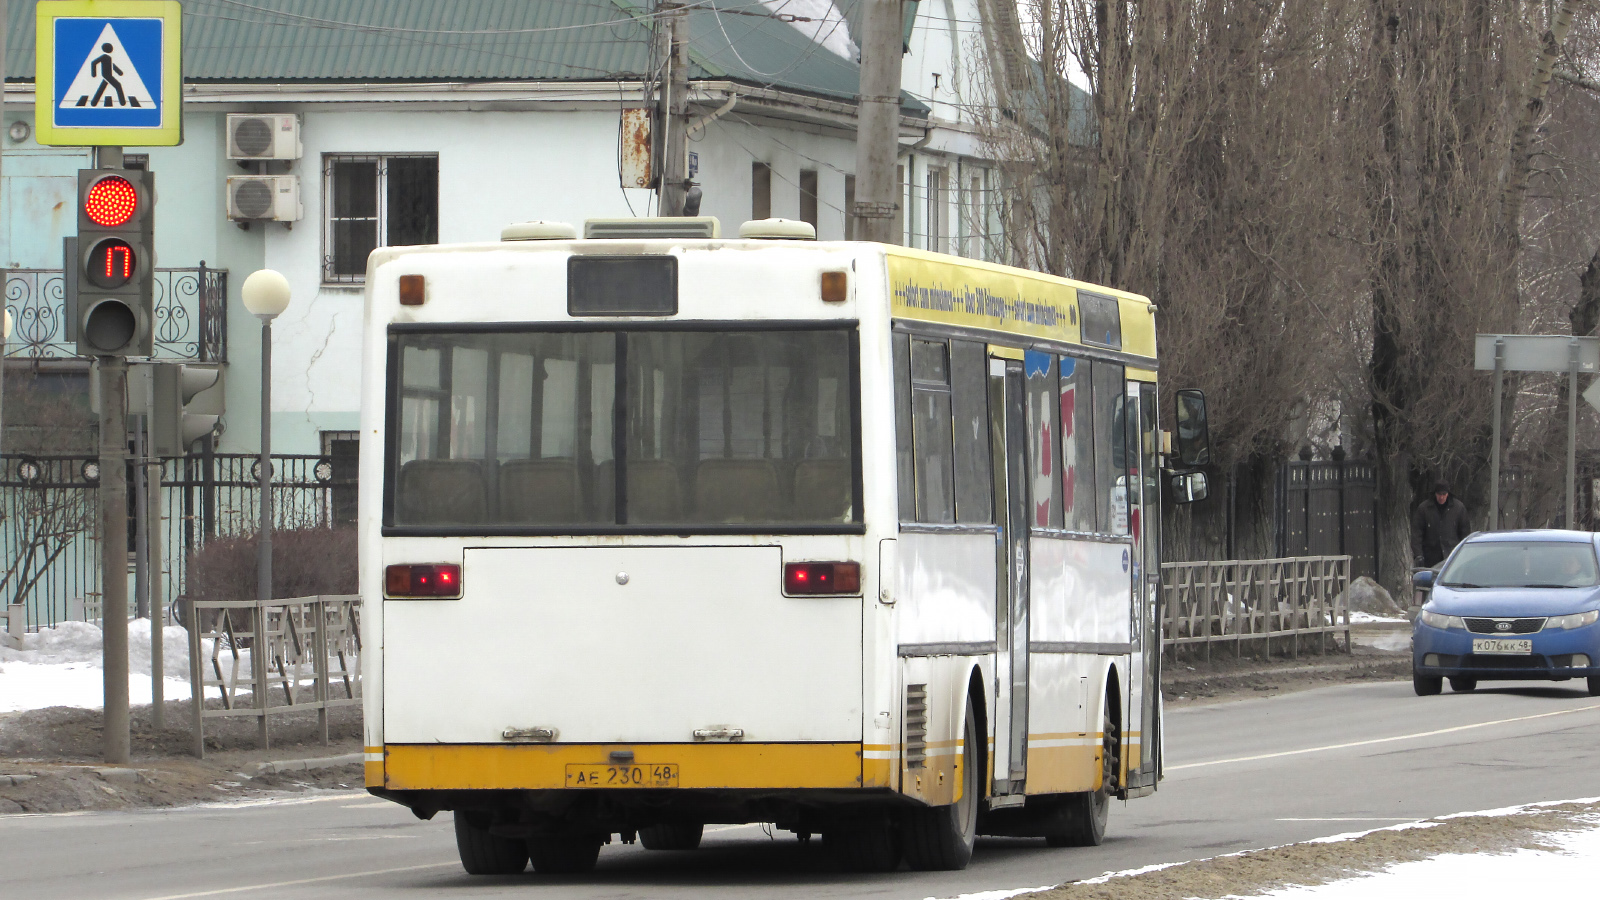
886,247,1157,360
33,0,184,147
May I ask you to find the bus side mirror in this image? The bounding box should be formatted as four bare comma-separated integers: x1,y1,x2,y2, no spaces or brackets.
1174,389,1212,467
1170,471,1208,504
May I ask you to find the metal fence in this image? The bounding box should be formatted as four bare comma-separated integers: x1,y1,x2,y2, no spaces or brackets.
185,594,361,757
0,451,353,630
4,266,228,362
1161,556,1352,660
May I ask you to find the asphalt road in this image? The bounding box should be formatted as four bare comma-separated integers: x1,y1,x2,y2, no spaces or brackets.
9,680,1600,900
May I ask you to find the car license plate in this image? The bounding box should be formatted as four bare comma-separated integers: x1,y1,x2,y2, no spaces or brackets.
1472,638,1532,655
565,763,679,788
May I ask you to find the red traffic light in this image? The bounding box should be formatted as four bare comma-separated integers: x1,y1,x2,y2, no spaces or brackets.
84,175,139,227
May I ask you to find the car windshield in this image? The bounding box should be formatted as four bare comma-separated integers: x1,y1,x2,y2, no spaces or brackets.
1439,540,1600,589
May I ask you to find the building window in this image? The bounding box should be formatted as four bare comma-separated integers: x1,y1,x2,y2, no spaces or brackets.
927,167,947,254
799,169,819,231
752,162,772,220
323,154,438,284
844,175,856,240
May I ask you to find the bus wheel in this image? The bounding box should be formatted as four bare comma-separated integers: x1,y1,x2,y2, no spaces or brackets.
453,812,529,875
639,823,704,850
1046,701,1115,848
528,835,604,874
902,695,980,870
824,815,901,872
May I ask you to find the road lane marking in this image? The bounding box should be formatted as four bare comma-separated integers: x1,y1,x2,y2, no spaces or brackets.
1277,817,1420,822
133,862,458,899
1171,702,1600,771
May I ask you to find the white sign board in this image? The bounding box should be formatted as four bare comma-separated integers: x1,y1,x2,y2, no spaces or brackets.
1474,334,1600,374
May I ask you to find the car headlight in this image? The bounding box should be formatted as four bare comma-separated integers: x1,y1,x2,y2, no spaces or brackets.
1548,610,1600,630
1418,609,1466,630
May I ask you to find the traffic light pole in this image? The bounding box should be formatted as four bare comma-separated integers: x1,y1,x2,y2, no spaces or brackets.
94,143,131,765
99,356,131,764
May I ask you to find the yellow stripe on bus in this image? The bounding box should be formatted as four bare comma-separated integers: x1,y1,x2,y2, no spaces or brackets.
382,743,866,791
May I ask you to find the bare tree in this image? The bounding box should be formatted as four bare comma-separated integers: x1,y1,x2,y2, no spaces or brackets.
0,370,99,619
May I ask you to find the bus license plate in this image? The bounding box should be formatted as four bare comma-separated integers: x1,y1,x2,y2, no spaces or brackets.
565,763,679,788
1472,638,1532,655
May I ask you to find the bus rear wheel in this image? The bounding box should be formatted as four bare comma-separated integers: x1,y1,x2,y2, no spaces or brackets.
453,812,529,875
528,834,604,874
902,694,980,870
639,823,704,850
1046,700,1115,848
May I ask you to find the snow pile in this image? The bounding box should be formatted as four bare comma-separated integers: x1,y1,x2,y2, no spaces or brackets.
0,619,194,713
759,0,858,61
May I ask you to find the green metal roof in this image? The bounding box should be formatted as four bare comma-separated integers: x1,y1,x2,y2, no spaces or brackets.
4,0,923,111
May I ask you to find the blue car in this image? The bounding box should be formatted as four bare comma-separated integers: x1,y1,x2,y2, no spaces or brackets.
1412,530,1600,697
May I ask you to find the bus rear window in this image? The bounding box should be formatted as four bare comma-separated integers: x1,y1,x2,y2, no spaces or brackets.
388,327,859,532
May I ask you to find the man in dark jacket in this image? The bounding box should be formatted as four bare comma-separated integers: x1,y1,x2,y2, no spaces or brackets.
1411,481,1471,567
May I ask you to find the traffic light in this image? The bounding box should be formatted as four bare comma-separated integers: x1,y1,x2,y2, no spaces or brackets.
75,169,155,357
150,363,222,457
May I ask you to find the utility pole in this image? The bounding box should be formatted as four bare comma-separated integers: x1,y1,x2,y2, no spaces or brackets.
852,0,905,243
656,2,691,216
99,353,131,764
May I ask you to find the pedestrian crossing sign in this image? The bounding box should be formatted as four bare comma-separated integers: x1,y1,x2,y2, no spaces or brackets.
34,1,183,147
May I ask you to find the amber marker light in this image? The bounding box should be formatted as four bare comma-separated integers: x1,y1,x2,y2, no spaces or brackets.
399,274,427,306
820,270,848,303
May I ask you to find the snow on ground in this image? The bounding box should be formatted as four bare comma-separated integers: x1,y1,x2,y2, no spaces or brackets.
0,620,194,713
1348,611,1407,624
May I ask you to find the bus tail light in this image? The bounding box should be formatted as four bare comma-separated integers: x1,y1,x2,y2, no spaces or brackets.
784,561,861,595
385,563,461,599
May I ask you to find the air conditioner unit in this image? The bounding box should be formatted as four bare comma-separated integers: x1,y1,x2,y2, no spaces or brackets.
227,175,302,222
226,114,302,160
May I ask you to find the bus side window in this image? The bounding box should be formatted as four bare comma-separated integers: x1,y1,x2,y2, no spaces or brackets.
910,338,956,523
1091,360,1127,535
950,340,993,524
1024,350,1062,528
894,334,915,521
1061,354,1096,532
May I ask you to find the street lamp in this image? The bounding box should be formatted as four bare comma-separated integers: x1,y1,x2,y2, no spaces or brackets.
241,269,290,639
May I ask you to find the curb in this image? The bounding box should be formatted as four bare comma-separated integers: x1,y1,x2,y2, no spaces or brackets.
250,752,362,777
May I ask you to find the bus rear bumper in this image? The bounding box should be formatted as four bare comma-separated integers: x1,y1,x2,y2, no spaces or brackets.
372,741,882,792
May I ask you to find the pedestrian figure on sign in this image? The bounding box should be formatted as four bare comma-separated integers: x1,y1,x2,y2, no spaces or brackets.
1411,480,1471,568
83,43,134,108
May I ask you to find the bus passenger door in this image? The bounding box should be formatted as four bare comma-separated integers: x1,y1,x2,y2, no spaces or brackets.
989,356,1030,797
1125,381,1162,793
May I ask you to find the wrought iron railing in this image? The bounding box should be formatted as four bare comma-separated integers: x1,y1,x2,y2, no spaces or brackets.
3,265,227,362
0,452,351,630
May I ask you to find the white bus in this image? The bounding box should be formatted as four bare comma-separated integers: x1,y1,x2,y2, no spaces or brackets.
359,217,1211,875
